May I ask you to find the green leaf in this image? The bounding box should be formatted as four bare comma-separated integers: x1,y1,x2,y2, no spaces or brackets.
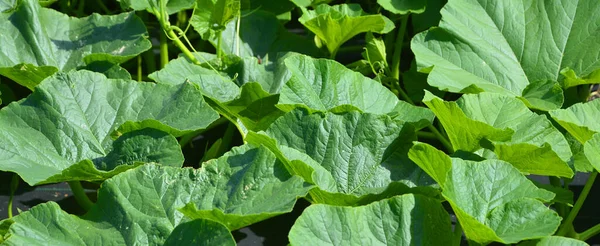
257,109,436,205
448,161,559,244
290,0,332,8
407,142,451,186
0,70,219,185
424,92,573,177
299,4,395,56
288,194,453,246
118,0,195,15
3,146,310,244
412,0,600,110
190,0,240,40
423,92,513,152
214,10,323,60
163,219,236,246
411,0,445,32
519,236,589,246
377,0,426,14
362,32,388,72
83,61,132,80
0,0,151,89
550,99,600,144
150,54,287,132
175,145,313,229
280,55,434,129
584,133,600,173
412,144,559,244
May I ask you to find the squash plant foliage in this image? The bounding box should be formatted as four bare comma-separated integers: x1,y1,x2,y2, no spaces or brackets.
1,0,599,245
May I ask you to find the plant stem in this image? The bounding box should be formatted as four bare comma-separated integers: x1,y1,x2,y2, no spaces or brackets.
8,174,19,218
557,171,597,236
417,131,437,139
579,223,600,241
156,10,200,65
330,48,339,60
137,55,142,82
216,31,223,59
391,14,409,80
428,125,454,153
396,76,453,153
95,0,112,14
159,31,169,68
453,221,463,245
67,181,94,211
549,177,568,218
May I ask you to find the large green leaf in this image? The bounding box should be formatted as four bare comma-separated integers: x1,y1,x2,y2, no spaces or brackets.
584,133,600,172
252,109,436,205
0,0,151,90
550,99,600,143
149,53,288,132
0,202,235,245
190,0,240,40
2,145,311,244
409,143,559,244
377,0,426,14
549,99,600,172
424,92,573,177
118,0,195,15
411,0,445,32
213,10,323,60
177,145,313,229
299,4,394,56
412,0,600,110
0,70,219,185
279,55,434,129
288,194,453,245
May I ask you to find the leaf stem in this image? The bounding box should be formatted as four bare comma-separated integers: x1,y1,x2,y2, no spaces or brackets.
428,124,454,153
67,181,94,211
453,221,463,245
557,171,597,236
579,223,600,241
391,14,409,80
156,9,200,65
159,31,169,68
216,31,223,59
417,131,436,139
137,55,142,82
549,177,568,218
8,174,19,218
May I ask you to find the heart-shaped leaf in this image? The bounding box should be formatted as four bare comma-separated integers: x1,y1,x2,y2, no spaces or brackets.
280,55,434,129
0,70,219,185
299,4,395,57
409,143,560,244
423,92,573,177
0,0,151,89
412,0,600,110
288,194,453,245
1,144,311,244
249,109,437,205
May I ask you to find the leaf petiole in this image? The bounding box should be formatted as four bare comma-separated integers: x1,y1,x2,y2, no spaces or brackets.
8,174,19,218
557,171,597,236
68,181,94,211
579,222,600,241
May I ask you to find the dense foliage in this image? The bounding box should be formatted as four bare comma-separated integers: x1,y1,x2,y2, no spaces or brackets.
0,0,599,245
